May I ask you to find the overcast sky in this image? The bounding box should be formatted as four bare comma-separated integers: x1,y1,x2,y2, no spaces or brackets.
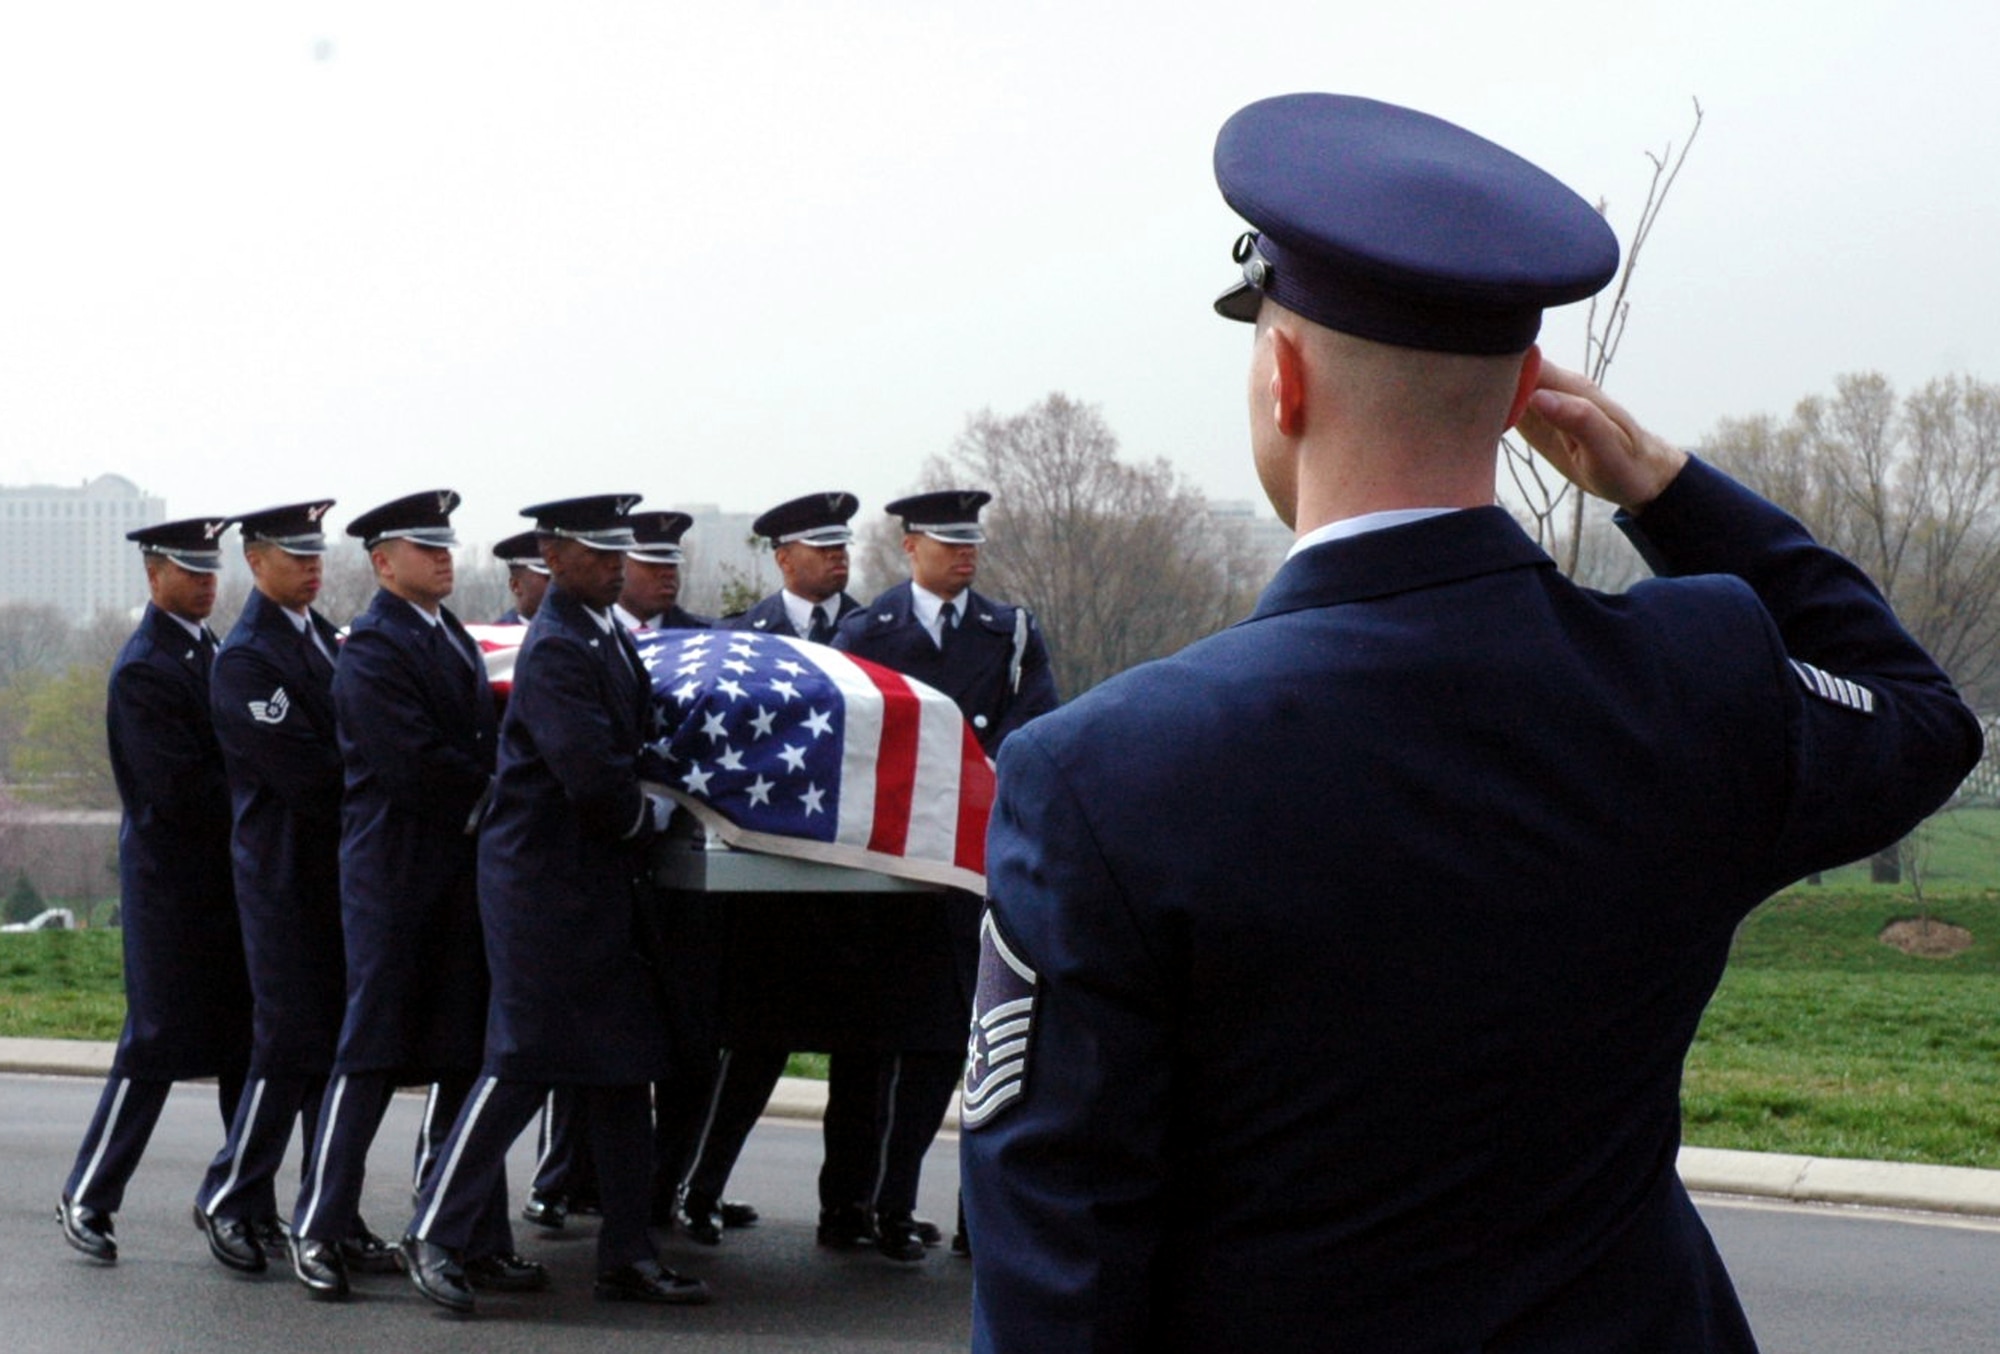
3,1,1995,551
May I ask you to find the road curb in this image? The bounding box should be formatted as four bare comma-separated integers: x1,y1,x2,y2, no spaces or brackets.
9,1039,1988,1215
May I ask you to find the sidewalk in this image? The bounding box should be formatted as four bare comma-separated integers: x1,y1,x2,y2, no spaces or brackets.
12,1037,2000,1219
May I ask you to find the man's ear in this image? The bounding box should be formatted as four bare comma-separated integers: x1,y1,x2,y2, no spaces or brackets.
1267,325,1308,437
1503,345,1544,430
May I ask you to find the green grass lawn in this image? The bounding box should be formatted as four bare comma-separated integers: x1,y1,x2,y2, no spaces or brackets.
10,809,2000,1163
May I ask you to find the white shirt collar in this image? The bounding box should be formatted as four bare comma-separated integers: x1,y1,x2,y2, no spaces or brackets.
611,601,652,632
1286,507,1463,559
909,583,965,647
782,589,833,636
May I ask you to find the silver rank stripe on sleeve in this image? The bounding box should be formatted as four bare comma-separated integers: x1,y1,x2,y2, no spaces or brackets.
1788,659,1877,714
961,912,1039,1131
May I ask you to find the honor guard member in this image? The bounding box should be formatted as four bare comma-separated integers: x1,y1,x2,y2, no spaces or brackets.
667,491,866,1246
961,93,1985,1354
287,491,535,1299
492,530,550,623
615,509,711,631
402,494,709,1314
494,526,588,1225
57,518,253,1264
830,491,1058,1261
199,500,391,1275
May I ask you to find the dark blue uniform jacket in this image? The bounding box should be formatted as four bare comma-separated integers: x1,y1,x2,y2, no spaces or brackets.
476,585,671,1085
963,460,1983,1354
331,589,497,1078
832,581,1057,759
210,588,347,1078
105,604,252,1080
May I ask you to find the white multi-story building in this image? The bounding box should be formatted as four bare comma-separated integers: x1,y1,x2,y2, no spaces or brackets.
0,475,165,618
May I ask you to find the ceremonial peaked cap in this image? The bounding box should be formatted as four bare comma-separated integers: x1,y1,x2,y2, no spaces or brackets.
1211,93,1620,354
521,494,642,551
127,516,231,574
886,490,989,545
627,510,695,565
234,500,335,556
753,491,859,547
493,530,550,575
346,489,461,549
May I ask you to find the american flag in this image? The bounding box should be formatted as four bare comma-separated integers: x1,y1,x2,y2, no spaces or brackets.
465,623,993,892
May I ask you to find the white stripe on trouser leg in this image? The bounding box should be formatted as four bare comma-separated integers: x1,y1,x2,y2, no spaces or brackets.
869,1055,902,1213
413,1084,439,1189
416,1076,499,1241
296,1074,348,1238
677,1049,733,1194
204,1078,267,1215
72,1077,131,1205
533,1089,556,1173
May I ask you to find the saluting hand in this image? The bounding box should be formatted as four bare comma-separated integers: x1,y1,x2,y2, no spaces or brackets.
1515,361,1688,514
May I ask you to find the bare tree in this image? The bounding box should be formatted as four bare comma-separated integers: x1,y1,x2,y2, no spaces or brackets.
0,602,71,683
879,393,1267,697
1707,371,2000,700
1502,99,1703,585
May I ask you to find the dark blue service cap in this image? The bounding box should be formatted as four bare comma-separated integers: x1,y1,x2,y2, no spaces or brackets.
492,530,549,574
127,516,231,574
627,510,694,565
886,490,990,545
233,500,335,555
521,494,643,551
754,491,859,547
1212,93,1620,354
345,489,462,549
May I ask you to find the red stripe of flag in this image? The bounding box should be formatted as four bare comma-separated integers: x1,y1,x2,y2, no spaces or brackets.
855,661,921,857
954,724,993,876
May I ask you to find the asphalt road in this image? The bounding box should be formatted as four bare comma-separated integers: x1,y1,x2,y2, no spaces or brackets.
9,1071,2000,1351
7,1072,968,1353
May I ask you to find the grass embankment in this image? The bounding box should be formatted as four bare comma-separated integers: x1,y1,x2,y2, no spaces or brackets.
7,810,1998,1159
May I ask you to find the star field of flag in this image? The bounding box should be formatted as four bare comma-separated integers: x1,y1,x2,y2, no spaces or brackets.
635,628,848,841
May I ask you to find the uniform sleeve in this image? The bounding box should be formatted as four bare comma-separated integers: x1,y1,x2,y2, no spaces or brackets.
107,661,224,827
210,644,343,820
990,614,1059,750
333,626,491,826
962,726,1172,1354
513,633,649,841
1617,456,1983,884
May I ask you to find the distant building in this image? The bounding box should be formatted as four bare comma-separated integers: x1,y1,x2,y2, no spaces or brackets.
0,475,164,618
1207,498,1294,577
677,503,770,617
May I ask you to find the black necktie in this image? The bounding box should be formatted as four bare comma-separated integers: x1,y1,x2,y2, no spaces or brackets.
938,600,958,650
808,605,834,644
302,623,335,685
198,628,217,679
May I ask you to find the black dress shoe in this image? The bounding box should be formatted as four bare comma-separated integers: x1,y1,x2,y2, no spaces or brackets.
401,1235,473,1315
289,1235,350,1300
673,1192,723,1246
192,1206,268,1274
911,1214,943,1248
874,1213,927,1263
815,1204,877,1248
338,1221,403,1275
521,1190,568,1230
594,1258,711,1305
463,1251,550,1292
250,1214,291,1260
718,1199,759,1228
951,1229,971,1257
57,1197,117,1263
